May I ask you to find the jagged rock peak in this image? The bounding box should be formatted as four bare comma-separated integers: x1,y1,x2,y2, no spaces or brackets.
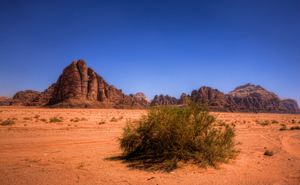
135,92,150,103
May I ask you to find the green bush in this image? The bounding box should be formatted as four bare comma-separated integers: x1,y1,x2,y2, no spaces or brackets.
272,120,278,124
34,115,40,119
0,119,16,126
49,117,63,123
118,101,238,171
279,124,287,131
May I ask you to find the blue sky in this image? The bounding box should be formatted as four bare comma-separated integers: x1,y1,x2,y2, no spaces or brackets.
0,0,299,105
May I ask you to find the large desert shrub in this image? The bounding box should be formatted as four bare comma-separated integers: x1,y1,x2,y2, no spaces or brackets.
119,101,238,171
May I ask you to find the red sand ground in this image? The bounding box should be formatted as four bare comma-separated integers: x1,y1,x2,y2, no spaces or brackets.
0,107,300,185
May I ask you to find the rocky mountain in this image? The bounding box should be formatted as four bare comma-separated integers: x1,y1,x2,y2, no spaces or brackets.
150,94,178,106
47,59,147,108
10,90,41,106
135,92,151,104
0,96,11,106
281,98,300,114
151,83,298,114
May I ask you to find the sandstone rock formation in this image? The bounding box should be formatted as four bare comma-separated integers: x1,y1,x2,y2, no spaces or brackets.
150,94,178,106
10,90,41,106
0,96,11,106
135,92,151,104
281,98,300,114
48,59,147,108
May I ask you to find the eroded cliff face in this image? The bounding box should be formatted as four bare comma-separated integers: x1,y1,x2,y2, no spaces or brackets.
281,98,300,114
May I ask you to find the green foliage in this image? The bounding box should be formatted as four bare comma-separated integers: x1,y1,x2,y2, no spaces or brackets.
0,119,16,126
23,117,32,121
118,101,238,171
272,120,278,124
264,150,274,156
290,126,300,130
99,121,106,125
49,117,63,123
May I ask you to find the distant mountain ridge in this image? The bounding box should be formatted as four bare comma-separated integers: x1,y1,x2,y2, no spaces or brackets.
152,83,299,114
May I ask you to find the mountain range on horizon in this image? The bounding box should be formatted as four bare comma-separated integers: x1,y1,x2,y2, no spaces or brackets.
0,59,299,114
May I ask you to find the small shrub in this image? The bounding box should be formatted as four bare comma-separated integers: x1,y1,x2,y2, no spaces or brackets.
290,126,300,130
279,124,287,131
70,119,74,121
40,118,47,122
218,121,226,126
68,124,71,126
81,117,88,121
110,117,118,122
0,119,16,126
99,121,106,125
292,120,295,124
34,115,40,119
49,117,63,123
272,120,278,124
0,118,2,122
23,117,32,121
12,118,18,121
264,150,274,156
260,122,269,126
119,101,238,171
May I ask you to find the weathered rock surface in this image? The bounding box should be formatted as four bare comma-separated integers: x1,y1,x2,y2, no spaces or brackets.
48,59,147,108
30,83,56,106
150,94,178,106
0,96,11,106
281,98,300,114
10,90,41,106
135,92,151,104
226,83,289,113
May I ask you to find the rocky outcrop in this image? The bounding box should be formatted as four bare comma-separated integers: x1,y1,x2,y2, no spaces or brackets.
30,83,56,106
281,98,300,114
0,96,11,106
226,83,289,113
150,94,178,106
10,90,41,106
135,92,151,104
48,59,146,108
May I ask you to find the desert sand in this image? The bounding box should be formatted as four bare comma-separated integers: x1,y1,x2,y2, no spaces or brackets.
0,107,300,185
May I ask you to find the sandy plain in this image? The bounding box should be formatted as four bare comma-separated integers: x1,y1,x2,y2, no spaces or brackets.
0,107,300,185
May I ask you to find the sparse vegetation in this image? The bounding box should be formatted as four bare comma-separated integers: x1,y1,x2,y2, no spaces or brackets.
264,150,274,156
40,118,47,122
34,115,40,119
0,119,16,126
99,121,105,125
81,117,88,121
292,119,295,124
260,122,269,126
110,117,118,122
12,118,18,121
279,124,287,131
119,101,238,171
272,120,278,124
23,117,32,121
290,126,300,130
49,117,63,123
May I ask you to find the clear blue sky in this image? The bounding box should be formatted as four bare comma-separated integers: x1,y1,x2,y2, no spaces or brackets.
0,0,299,105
